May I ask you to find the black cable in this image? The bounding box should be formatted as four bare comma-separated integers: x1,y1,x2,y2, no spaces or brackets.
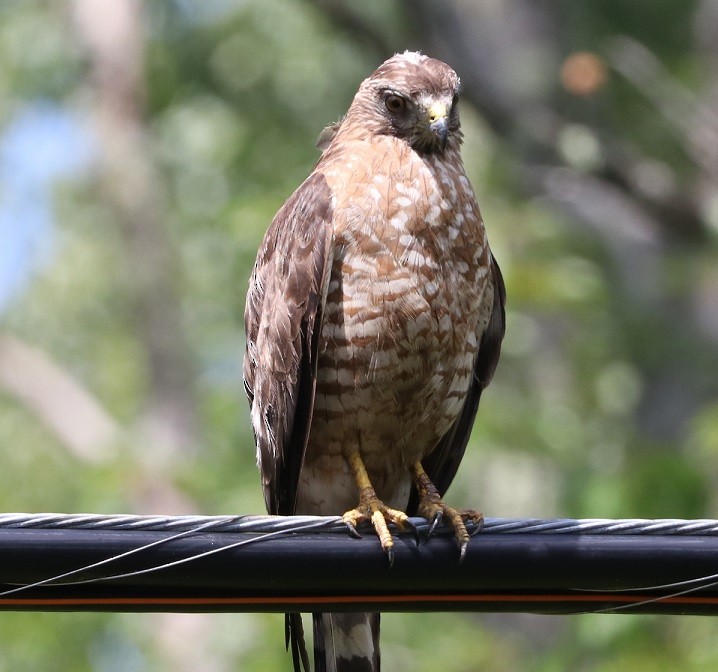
1,513,717,614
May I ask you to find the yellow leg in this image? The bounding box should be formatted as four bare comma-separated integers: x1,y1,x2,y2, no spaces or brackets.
410,460,483,561
342,451,416,564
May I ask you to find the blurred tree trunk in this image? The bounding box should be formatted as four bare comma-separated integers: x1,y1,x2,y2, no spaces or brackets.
71,0,197,457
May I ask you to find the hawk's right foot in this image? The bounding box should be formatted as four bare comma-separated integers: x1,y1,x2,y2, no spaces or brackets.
343,451,418,565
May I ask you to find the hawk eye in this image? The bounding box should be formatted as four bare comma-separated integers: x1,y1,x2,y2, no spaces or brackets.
384,94,407,115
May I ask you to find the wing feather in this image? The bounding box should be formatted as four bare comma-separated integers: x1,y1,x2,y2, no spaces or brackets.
244,171,333,516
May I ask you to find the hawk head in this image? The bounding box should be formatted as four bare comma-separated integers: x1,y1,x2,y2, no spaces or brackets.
340,51,463,155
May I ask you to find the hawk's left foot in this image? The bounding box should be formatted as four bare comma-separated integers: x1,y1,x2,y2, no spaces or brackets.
411,460,483,561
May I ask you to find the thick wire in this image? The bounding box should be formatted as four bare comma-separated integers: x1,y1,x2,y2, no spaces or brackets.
3,513,718,612
0,516,340,598
2,513,718,536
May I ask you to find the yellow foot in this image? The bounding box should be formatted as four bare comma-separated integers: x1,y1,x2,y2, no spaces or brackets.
411,460,483,562
342,490,417,565
342,451,418,565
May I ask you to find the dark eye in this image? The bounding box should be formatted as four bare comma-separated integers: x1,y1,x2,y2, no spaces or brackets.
384,94,407,114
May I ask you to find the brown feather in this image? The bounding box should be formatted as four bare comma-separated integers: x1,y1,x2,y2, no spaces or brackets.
243,171,333,515
409,256,506,507
316,117,344,152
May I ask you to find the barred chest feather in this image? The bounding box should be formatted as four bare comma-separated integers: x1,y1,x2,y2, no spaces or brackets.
296,138,492,513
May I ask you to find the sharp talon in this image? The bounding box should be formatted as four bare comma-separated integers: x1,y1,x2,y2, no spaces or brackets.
345,522,362,539
387,546,395,567
405,518,420,546
470,518,484,536
429,511,443,537
411,461,483,558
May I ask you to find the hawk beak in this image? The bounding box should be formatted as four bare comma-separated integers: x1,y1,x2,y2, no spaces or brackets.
427,101,449,146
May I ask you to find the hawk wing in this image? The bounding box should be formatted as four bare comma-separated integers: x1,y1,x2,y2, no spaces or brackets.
243,171,333,517
410,255,506,508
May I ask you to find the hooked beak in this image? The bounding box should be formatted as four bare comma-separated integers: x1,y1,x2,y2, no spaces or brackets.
427,101,449,146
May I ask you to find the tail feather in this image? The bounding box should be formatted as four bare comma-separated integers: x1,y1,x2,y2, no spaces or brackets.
286,613,311,672
312,612,327,672
313,612,380,672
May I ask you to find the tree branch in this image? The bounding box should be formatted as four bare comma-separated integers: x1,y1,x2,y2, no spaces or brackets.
0,333,119,461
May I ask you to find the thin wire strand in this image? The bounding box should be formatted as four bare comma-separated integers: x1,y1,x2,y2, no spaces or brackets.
0,516,340,597
41,518,344,588
0,516,237,598
586,575,718,614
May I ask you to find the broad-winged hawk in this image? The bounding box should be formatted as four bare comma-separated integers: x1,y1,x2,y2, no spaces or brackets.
244,51,505,672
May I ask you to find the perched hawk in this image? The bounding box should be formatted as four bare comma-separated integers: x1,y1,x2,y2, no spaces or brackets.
244,51,505,672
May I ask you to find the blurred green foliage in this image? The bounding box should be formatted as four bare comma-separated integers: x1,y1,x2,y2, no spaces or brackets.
0,0,717,670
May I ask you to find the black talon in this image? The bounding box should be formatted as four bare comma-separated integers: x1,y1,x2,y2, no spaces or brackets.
404,518,420,546
386,546,395,568
345,522,363,539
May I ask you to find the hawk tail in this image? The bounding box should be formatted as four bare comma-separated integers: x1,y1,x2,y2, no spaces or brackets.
287,613,311,672
312,612,380,672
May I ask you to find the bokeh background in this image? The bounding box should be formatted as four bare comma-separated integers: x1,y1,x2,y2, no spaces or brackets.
1,1,718,670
